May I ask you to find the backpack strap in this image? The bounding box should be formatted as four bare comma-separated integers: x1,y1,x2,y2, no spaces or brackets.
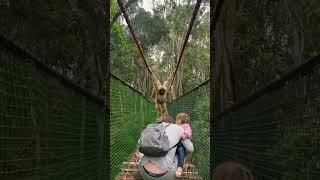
163,123,178,150
156,122,171,128
168,143,179,151
164,123,171,128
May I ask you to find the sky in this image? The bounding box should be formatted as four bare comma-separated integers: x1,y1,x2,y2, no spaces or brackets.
141,0,153,12
141,0,164,13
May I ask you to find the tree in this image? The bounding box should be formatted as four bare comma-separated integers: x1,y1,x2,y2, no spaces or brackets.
151,0,210,99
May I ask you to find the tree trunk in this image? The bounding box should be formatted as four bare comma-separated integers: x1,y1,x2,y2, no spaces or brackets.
213,0,237,114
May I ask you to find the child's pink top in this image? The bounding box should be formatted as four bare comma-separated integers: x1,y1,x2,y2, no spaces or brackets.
181,123,192,140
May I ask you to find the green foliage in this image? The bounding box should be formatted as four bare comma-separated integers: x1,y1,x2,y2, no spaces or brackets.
131,8,169,51
110,10,139,85
110,2,169,89
111,0,118,17
111,0,210,95
152,0,210,92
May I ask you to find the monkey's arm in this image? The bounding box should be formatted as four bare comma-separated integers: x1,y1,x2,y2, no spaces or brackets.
164,73,174,90
150,71,161,88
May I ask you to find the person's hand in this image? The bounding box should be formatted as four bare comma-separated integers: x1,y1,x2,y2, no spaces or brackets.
181,133,188,140
135,152,144,164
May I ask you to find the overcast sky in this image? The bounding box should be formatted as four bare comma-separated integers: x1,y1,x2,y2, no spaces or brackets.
141,0,153,12
141,0,165,13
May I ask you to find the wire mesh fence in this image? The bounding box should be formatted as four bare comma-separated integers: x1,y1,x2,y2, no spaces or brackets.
213,55,320,179
110,75,157,179
0,36,106,179
168,80,210,180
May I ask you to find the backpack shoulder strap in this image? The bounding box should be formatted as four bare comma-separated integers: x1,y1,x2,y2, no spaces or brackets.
164,123,171,128
168,143,179,151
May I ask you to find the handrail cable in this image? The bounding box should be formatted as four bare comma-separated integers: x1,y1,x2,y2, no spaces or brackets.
117,0,203,86
168,0,203,90
116,0,152,74
0,34,104,105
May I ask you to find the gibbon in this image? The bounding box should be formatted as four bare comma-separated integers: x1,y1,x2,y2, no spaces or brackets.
150,72,174,117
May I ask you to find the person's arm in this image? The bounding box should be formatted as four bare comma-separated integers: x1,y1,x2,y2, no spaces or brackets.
181,124,192,140
182,139,194,154
136,139,144,163
181,133,188,140
180,125,193,153
185,124,192,137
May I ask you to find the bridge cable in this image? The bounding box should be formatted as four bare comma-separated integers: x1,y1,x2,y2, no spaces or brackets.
168,0,202,90
117,0,202,87
116,0,152,74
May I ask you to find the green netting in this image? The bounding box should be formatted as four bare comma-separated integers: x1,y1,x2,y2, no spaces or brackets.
213,56,320,179
110,75,157,179
168,80,210,180
0,39,105,179
212,0,320,178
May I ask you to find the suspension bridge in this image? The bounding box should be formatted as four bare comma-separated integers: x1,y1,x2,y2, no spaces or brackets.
2,32,320,180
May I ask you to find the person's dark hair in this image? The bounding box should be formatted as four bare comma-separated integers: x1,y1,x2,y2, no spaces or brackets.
156,115,175,123
212,162,253,180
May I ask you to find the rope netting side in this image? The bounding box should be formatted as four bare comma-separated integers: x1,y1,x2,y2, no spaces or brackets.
110,75,157,179
213,54,320,179
168,80,210,180
0,38,105,179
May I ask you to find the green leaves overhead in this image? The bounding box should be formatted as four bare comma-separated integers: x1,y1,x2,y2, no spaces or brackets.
131,8,169,51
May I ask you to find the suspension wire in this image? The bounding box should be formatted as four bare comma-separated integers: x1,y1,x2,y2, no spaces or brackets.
116,0,152,74
117,0,202,84
169,0,203,90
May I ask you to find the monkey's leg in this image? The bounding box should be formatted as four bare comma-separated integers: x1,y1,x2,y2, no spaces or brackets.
156,103,162,117
161,103,168,116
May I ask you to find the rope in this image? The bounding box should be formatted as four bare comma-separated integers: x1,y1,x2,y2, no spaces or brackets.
116,0,152,74
169,0,203,90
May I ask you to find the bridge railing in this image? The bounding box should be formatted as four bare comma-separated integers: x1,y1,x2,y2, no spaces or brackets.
110,74,157,179
0,35,106,180
168,80,210,180
213,54,320,179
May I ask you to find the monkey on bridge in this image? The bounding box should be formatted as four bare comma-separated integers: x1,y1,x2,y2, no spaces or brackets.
150,72,174,117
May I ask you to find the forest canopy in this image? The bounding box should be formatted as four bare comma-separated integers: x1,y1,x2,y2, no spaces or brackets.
110,0,210,100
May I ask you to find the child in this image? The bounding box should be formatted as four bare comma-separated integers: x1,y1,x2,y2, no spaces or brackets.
175,112,192,177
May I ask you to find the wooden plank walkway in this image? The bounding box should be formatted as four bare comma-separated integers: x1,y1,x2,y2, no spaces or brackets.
117,150,202,180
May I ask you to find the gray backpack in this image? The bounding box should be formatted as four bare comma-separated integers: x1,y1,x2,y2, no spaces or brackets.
139,123,175,157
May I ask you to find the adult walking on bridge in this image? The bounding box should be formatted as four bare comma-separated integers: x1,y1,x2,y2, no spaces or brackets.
138,115,194,180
